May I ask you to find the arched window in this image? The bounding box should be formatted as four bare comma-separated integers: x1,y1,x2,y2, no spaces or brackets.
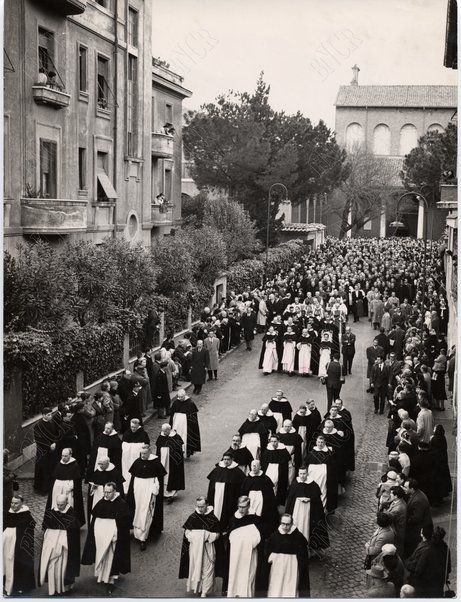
373,124,391,155
345,122,364,151
427,123,445,134
399,124,418,156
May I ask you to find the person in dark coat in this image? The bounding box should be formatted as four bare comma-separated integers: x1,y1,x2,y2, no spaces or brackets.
156,423,185,502
366,339,385,392
388,324,405,360
240,306,256,351
47,447,85,526
342,325,356,374
407,525,451,598
190,339,209,395
143,308,160,349
40,495,81,595
375,327,390,358
87,456,125,517
429,424,452,505
33,407,59,494
3,495,36,596
371,356,390,414
169,388,201,458
223,433,255,474
325,352,342,411
260,434,291,505
265,514,310,597
126,445,166,549
403,478,433,558
409,443,437,505
82,482,131,595
71,402,93,476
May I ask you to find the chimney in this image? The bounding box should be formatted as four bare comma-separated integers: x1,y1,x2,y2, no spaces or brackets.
351,64,360,86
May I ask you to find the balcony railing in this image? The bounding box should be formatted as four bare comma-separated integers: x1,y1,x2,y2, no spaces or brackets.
151,132,174,158
151,202,174,225
21,198,88,234
38,0,87,15
32,85,71,109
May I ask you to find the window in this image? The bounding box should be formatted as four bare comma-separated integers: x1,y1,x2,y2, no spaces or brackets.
78,45,88,93
38,27,54,74
165,103,173,125
78,147,87,190
40,140,57,198
97,55,109,109
164,168,172,202
427,123,445,134
128,7,138,47
96,150,117,201
372,124,391,155
345,122,364,151
127,54,138,155
95,0,112,9
152,158,159,199
399,124,418,156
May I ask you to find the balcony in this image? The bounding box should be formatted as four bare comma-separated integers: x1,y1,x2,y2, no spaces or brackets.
151,132,174,158
21,198,88,234
32,86,71,109
438,184,458,210
151,202,174,225
37,0,87,15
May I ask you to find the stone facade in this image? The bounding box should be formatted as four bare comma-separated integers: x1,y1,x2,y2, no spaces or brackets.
4,0,191,254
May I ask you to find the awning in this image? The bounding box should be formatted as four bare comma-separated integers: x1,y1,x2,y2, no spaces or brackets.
97,172,118,199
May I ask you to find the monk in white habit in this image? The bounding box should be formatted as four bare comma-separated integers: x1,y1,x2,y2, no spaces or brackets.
88,456,124,517
40,494,81,595
268,390,293,432
126,444,166,550
3,495,36,596
265,513,310,597
121,419,150,493
46,447,85,525
178,496,221,597
227,496,263,598
81,482,131,596
238,409,268,460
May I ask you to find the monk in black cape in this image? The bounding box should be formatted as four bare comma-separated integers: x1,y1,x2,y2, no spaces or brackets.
170,389,201,457
285,467,330,552
88,457,125,518
156,424,185,502
178,496,222,597
207,451,245,530
265,514,310,597
3,495,36,595
33,407,59,494
126,446,167,545
88,422,122,479
40,495,81,595
82,482,131,595
46,447,85,526
241,460,280,537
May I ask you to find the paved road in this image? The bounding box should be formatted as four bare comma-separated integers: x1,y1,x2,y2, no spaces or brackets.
18,318,456,597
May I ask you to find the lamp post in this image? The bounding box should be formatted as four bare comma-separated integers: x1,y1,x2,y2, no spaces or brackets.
390,190,429,348
265,183,288,286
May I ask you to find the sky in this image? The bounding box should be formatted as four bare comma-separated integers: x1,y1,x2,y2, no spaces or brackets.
151,0,458,131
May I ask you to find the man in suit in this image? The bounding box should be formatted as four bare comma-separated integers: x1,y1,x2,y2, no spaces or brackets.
371,356,389,414
403,478,433,558
341,326,356,375
325,352,342,411
385,352,403,398
366,338,385,393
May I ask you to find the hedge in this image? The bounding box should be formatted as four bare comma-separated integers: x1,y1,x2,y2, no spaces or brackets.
227,239,305,291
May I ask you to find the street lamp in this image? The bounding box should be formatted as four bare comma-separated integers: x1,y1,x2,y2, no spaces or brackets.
390,190,429,348
265,183,288,286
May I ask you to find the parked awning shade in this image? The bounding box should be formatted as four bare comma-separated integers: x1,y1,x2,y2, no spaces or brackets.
97,172,118,199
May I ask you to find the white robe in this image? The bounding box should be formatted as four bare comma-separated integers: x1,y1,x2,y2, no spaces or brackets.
307,463,328,509
185,526,219,595
262,341,278,373
241,432,260,462
227,518,261,598
171,412,188,456
318,347,331,377
297,343,312,374
248,490,264,516
132,466,160,542
268,552,299,597
94,518,118,583
281,341,296,372
121,440,145,494
292,497,311,542
3,527,16,595
88,463,116,513
40,526,69,595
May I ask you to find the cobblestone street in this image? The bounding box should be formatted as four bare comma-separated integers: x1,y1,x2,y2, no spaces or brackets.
16,318,456,598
